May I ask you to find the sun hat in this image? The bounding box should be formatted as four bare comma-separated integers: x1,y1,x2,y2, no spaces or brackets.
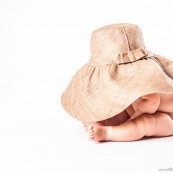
61,23,173,122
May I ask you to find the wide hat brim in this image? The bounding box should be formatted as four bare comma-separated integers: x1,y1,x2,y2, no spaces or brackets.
61,52,173,122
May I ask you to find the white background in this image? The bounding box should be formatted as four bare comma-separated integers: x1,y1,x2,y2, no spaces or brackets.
0,0,173,173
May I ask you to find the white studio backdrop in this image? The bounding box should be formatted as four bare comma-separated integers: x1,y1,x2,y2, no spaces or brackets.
0,0,173,173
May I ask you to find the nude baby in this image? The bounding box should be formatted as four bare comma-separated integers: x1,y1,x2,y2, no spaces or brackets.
61,24,173,143
84,93,173,142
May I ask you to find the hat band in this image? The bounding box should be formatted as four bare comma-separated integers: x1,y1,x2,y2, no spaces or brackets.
89,48,154,66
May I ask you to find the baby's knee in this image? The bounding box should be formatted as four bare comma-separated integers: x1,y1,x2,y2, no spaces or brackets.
154,112,171,119
154,112,173,127
135,113,155,126
141,112,173,136
133,113,156,136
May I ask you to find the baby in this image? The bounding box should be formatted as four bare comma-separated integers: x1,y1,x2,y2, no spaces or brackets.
84,93,173,142
61,23,173,143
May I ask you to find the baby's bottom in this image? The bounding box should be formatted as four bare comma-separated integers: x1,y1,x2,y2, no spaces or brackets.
86,112,173,142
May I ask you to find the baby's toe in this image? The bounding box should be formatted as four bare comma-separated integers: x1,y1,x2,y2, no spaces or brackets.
88,129,94,134
86,126,93,130
87,127,95,139
89,133,94,139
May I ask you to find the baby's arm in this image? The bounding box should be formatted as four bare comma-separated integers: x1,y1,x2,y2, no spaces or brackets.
130,93,160,119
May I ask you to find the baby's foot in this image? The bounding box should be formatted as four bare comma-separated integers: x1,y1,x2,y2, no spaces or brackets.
86,126,109,142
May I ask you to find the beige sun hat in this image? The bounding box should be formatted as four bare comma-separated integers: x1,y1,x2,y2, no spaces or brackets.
61,23,173,122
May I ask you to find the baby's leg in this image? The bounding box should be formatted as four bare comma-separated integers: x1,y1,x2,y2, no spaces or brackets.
87,112,173,142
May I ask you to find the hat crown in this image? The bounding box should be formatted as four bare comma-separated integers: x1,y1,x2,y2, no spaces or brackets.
90,23,146,59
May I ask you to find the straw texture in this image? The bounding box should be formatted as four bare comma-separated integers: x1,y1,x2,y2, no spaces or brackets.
61,23,173,122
